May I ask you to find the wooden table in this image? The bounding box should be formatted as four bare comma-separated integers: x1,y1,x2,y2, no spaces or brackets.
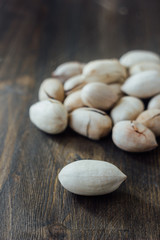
0,0,160,239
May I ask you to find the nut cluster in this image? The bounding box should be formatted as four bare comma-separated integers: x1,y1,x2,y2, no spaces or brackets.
29,50,160,153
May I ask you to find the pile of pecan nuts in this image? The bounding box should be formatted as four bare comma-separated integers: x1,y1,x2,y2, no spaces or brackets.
29,50,160,152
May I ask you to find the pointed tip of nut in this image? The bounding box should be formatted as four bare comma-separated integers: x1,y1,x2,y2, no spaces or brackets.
154,142,158,148
119,172,127,182
123,174,127,181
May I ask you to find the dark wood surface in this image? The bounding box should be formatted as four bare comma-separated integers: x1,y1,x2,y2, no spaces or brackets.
0,0,160,239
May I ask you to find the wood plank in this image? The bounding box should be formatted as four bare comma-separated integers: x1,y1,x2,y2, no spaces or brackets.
0,0,160,239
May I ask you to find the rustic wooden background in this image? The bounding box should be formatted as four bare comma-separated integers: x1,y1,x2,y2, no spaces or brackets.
0,0,160,239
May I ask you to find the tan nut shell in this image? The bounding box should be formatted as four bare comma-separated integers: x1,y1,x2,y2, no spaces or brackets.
111,96,144,124
38,78,64,102
136,109,160,136
129,62,160,75
29,99,68,134
83,59,127,84
112,121,158,152
120,50,160,67
148,94,160,110
81,82,119,110
58,160,127,196
52,62,84,82
64,75,86,95
109,83,124,99
69,108,112,140
121,70,160,98
64,90,84,112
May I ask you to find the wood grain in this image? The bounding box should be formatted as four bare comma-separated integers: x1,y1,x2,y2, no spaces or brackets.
0,0,160,239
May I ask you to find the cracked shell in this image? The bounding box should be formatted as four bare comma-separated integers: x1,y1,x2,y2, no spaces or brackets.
38,78,64,102
64,90,84,112
64,75,86,95
52,62,84,83
136,109,160,136
112,121,158,152
29,99,68,134
69,107,112,140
